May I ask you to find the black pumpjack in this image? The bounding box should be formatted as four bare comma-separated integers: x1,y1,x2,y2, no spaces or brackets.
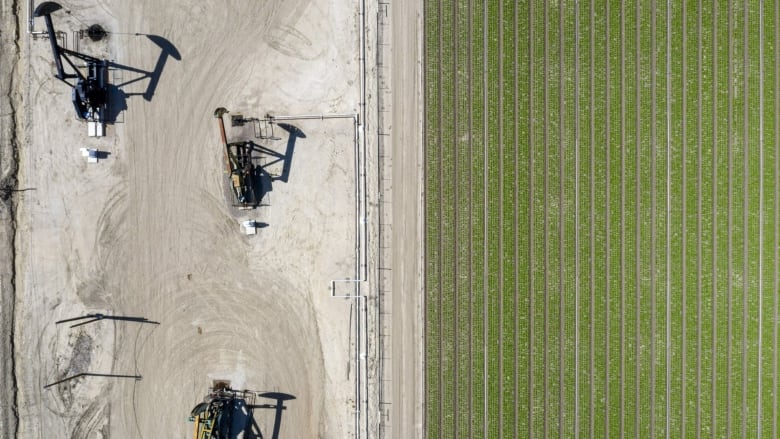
34,2,108,122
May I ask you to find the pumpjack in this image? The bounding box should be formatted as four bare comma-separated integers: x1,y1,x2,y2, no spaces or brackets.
34,2,108,123
189,386,248,439
215,108,258,209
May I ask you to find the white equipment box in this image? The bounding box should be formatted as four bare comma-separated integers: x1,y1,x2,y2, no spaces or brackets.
80,147,99,163
88,121,105,137
241,220,257,235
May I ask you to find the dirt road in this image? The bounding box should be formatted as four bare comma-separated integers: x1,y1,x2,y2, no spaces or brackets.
389,0,424,437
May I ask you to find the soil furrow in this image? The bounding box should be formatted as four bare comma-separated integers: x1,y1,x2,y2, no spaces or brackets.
620,1,627,435
574,3,581,435
588,1,597,436
558,3,565,437
650,2,658,436
543,1,550,437
437,0,444,434
682,1,689,433
711,2,720,436
773,2,779,437
605,2,613,435
727,1,734,435
634,4,642,437
696,2,704,437
528,0,536,436
452,0,460,434
756,1,765,436
466,0,474,436
665,1,673,436
741,1,749,436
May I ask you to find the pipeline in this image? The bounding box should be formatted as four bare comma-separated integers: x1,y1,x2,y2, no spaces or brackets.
265,113,357,122
27,0,46,34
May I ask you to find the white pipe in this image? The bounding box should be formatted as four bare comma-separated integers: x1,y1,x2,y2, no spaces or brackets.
28,0,47,35
332,280,367,439
356,0,368,433
267,113,356,121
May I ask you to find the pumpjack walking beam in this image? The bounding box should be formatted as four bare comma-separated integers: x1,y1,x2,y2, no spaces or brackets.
34,1,108,121
34,2,103,83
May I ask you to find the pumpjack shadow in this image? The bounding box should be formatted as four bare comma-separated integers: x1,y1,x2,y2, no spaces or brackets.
189,386,296,439
214,109,305,210
104,34,181,122
246,124,306,205
34,2,180,127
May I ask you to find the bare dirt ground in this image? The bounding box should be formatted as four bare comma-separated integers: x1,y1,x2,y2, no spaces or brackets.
388,0,424,437
9,0,381,437
0,0,20,435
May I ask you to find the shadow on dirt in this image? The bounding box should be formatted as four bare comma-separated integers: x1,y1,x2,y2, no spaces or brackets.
222,392,296,439
233,123,304,208
246,123,305,196
104,34,181,123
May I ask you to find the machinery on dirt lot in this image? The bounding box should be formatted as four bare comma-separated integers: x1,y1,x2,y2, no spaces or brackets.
214,107,258,209
188,384,253,439
34,2,109,126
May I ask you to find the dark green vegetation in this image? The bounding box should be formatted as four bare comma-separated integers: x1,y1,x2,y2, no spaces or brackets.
424,0,780,437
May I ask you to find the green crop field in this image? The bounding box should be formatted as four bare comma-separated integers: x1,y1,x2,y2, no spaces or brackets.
424,0,780,437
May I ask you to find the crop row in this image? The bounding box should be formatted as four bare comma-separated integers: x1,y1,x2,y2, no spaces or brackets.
426,1,778,438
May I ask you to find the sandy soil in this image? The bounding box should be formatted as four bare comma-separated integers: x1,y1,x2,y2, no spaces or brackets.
11,0,379,437
0,0,20,437
388,0,425,437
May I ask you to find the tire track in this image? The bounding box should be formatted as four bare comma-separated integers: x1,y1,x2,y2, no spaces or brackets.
70,401,105,439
